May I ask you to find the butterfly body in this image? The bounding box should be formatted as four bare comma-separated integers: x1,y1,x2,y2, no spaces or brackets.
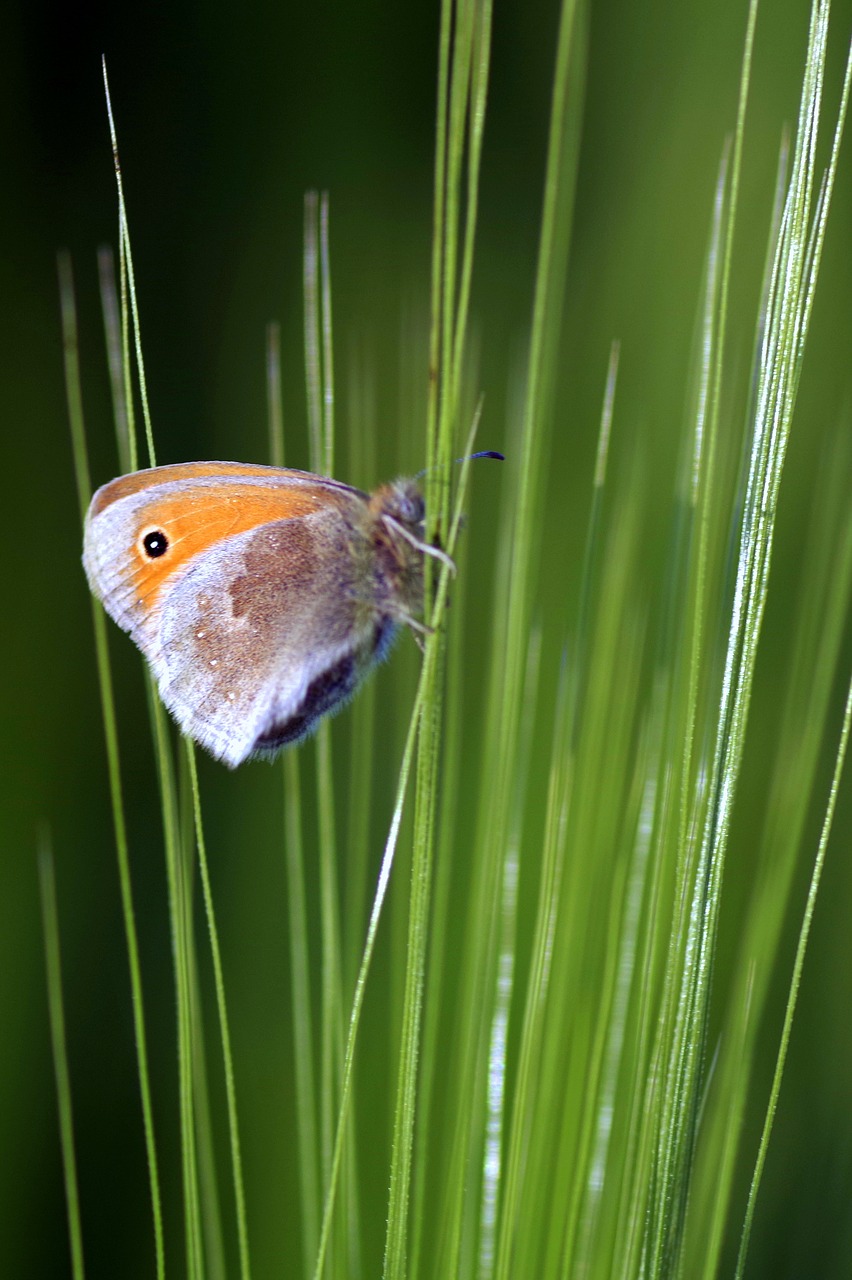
83,461,427,767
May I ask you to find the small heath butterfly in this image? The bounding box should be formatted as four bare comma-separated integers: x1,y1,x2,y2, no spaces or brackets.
83,460,453,767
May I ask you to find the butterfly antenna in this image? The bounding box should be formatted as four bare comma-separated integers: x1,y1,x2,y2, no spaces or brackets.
413,449,504,481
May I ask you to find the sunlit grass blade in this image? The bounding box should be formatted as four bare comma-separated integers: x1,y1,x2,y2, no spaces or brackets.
640,146,737,1280
735,668,852,1275
409,491,474,1279
493,343,617,1280
646,2,849,1271
310,395,487,1280
478,621,541,1280
687,449,852,1276
384,4,497,1270
423,0,584,1273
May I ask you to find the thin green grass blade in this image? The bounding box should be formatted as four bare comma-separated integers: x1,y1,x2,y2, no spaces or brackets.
311,406,485,1280
59,251,165,1280
385,414,488,1279
116,227,137,472
101,75,216,1274
267,321,285,470
150,688,204,1279
342,358,379,1003
38,835,85,1280
102,58,156,469
730,20,852,1274
319,193,335,480
428,389,516,1278
423,0,453,489
187,933,228,1280
409,495,474,1280
494,342,617,1280
312,680,425,1280
546,358,643,1278
175,737,227,1280
433,0,473,493
735,669,852,1275
97,246,132,476
304,191,324,474
689,451,852,1277
187,743,252,1280
523,493,646,1279
267,318,321,1276
285,747,322,1277
635,6,756,1269
429,0,585,1272
478,621,541,1280
382,28,495,1271
641,145,735,1280
304,190,352,1279
104,103,207,1264
646,3,848,1271
449,0,492,413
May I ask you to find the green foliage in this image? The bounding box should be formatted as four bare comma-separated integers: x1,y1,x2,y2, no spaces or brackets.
11,0,852,1277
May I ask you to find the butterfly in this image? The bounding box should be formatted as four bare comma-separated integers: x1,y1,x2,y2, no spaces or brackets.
83,460,457,767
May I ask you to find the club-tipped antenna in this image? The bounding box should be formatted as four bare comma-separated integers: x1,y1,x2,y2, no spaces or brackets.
414,450,504,481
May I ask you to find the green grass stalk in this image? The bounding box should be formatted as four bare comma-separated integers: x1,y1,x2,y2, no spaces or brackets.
60,252,165,1280
38,837,86,1280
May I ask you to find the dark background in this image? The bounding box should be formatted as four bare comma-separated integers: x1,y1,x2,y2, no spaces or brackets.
3,0,852,1274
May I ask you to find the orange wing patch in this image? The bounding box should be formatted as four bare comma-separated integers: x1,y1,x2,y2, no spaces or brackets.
126,483,329,610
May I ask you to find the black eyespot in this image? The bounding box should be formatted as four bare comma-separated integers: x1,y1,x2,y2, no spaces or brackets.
142,529,169,558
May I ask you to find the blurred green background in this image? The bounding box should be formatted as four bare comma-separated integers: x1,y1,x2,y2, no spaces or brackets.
3,0,852,1274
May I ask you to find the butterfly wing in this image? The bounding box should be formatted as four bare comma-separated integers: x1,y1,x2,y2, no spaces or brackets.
83,462,386,766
